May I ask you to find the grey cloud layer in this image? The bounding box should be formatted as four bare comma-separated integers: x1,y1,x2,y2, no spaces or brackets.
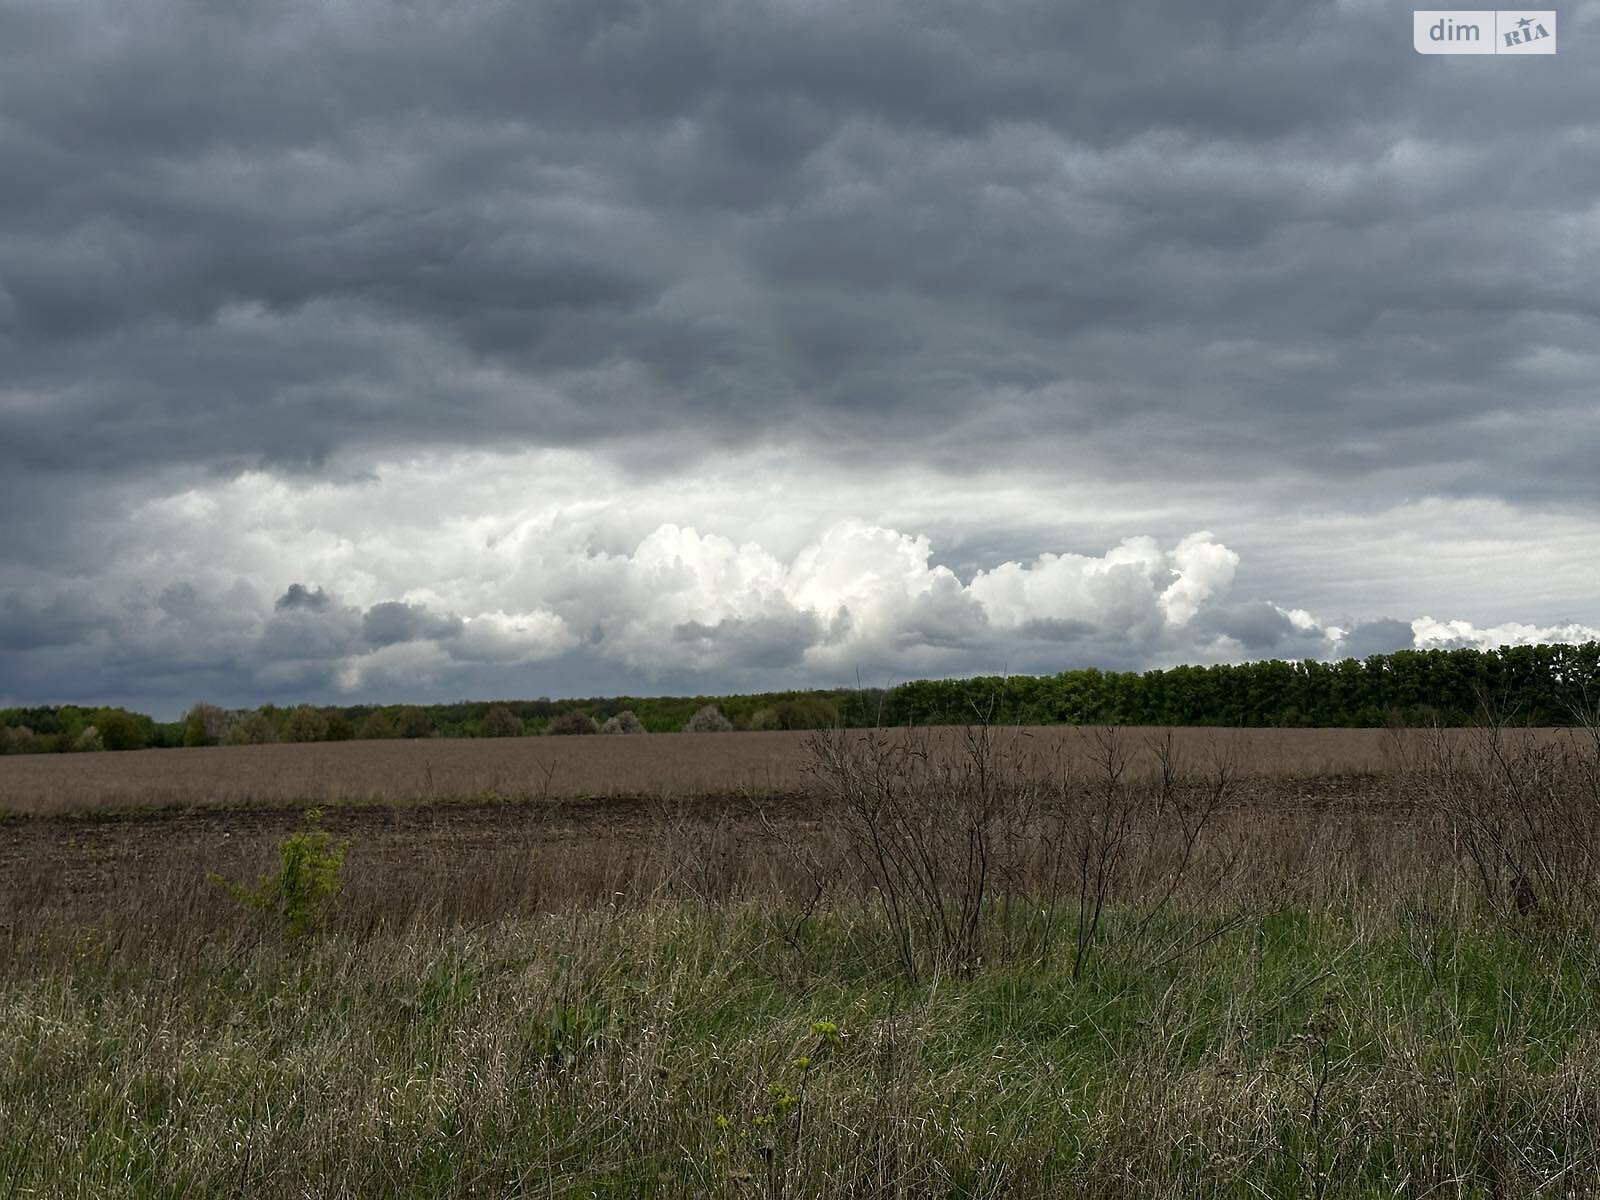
2,0,1598,711
3,0,1598,497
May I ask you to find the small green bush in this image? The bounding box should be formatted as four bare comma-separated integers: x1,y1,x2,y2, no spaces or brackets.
214,809,348,939
521,1005,605,1069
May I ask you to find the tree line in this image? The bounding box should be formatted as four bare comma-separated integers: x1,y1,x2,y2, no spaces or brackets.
879,643,1600,729
3,643,1598,753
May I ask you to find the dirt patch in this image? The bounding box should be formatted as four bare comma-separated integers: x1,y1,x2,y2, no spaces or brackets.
0,772,1415,920
0,724,1502,816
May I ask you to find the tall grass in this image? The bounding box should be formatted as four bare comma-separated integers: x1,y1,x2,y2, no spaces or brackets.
7,725,1600,1196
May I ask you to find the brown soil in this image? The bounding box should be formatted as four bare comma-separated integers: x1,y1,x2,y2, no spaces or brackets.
1,770,1413,920
0,724,1545,816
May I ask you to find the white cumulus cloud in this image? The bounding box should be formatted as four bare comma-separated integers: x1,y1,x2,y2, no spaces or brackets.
3,448,1597,715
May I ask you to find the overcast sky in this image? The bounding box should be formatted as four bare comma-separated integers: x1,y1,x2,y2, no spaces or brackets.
3,0,1599,718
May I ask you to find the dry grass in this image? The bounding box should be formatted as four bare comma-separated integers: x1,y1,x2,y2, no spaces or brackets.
0,725,1575,816
8,724,1600,1196
4,789,1593,1197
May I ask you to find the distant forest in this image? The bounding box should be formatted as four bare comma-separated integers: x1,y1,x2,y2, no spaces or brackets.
4,643,1599,753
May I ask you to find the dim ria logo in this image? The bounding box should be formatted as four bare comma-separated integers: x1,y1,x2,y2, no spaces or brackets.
1414,10,1556,53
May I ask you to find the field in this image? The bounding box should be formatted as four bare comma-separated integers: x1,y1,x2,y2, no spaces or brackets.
0,725,1553,815
8,723,1600,1197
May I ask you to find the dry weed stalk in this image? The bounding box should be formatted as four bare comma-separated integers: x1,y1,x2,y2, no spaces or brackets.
1418,707,1600,920
805,724,1239,982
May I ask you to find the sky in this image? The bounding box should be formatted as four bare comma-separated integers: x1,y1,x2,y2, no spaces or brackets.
2,0,1599,720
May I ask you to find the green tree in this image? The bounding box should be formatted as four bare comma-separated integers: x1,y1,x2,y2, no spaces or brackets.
283,705,330,743
224,710,278,745
749,698,838,730
182,702,228,747
684,705,734,733
545,710,600,735
600,710,646,734
479,706,524,737
92,708,147,751
393,706,435,739
357,711,396,740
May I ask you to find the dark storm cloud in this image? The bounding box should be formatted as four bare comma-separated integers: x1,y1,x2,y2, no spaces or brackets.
361,601,464,647
673,612,822,669
0,579,548,714
1339,618,1419,660
1193,601,1317,654
1018,618,1098,644
258,605,361,665
0,592,103,651
1,0,1596,500
275,584,332,614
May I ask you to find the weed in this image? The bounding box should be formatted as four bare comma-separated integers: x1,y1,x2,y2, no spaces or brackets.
211,807,347,939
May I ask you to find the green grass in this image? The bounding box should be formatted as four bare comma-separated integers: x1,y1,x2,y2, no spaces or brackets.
8,895,1600,1198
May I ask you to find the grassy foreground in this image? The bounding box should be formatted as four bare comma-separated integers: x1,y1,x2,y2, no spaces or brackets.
7,894,1600,1198
10,723,1600,1197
